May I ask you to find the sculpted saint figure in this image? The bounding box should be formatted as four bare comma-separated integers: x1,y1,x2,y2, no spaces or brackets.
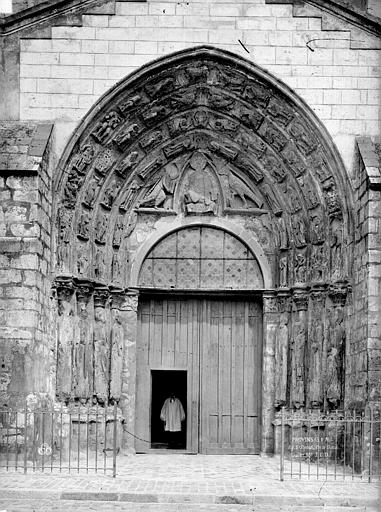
326,309,345,408
73,297,92,399
110,311,124,401
275,311,289,407
291,325,305,409
139,163,179,209
56,290,74,400
57,208,71,268
308,318,323,407
279,255,288,287
94,307,109,403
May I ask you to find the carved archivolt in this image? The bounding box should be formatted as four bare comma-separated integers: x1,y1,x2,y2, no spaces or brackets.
53,47,354,411
54,47,353,293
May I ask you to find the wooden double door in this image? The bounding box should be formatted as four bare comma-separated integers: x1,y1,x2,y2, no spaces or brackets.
135,297,262,454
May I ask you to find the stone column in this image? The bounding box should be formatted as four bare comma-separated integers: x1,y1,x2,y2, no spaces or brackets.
73,281,93,402
326,282,348,409
290,289,308,410
93,285,110,405
55,276,75,402
261,291,278,454
307,287,326,409
120,292,139,453
109,289,125,402
274,291,291,408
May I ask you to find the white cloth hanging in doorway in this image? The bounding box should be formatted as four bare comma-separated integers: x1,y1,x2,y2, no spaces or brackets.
160,398,185,432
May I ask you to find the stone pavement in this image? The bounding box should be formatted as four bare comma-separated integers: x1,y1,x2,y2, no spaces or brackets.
0,454,380,511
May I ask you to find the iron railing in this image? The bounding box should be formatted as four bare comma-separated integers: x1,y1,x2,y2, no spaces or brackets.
0,403,121,476
279,407,381,482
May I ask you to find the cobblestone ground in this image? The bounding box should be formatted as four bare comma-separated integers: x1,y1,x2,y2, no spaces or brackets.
0,455,379,511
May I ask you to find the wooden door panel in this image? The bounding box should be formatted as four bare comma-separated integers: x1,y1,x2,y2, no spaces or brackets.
201,299,262,454
136,297,262,454
135,298,200,453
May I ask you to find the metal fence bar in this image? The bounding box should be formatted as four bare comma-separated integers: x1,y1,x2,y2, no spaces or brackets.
95,403,98,473
5,409,9,471
23,403,28,474
86,404,90,475
50,409,54,473
77,408,81,474
59,403,63,474
113,402,117,478
343,411,347,480
290,414,294,479
42,409,45,472
334,411,338,480
298,409,302,480
317,414,320,480
103,405,107,475
352,410,355,481
369,407,374,483
68,409,72,474
32,410,36,472
280,407,285,481
307,411,311,480
15,409,19,471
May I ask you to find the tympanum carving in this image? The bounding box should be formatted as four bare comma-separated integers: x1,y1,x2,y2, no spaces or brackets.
139,162,179,210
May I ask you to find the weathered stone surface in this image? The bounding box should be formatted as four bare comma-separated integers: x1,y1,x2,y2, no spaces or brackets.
0,42,379,457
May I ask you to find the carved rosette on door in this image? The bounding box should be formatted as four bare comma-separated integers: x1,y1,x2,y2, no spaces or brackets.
53,47,354,452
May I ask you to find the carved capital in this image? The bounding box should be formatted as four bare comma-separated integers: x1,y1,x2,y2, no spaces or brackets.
54,276,74,300
109,287,126,310
328,281,349,307
277,291,291,313
122,293,139,313
263,291,278,314
293,290,309,311
310,284,327,306
93,285,110,308
75,279,93,301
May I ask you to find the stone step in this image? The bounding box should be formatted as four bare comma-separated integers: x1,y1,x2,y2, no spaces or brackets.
0,498,378,511
1,489,379,509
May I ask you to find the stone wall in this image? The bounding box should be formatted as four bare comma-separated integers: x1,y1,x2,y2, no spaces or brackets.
351,137,381,408
0,122,54,407
14,0,381,173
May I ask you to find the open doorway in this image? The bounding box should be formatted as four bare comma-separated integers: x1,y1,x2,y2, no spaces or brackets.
151,370,187,450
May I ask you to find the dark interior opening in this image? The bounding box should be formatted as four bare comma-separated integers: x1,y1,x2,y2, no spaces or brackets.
151,370,187,450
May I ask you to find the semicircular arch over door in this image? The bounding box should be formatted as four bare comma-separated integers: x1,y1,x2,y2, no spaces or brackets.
138,226,264,291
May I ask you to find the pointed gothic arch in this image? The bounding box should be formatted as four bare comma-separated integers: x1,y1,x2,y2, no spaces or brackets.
54,45,354,289
53,46,355,453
